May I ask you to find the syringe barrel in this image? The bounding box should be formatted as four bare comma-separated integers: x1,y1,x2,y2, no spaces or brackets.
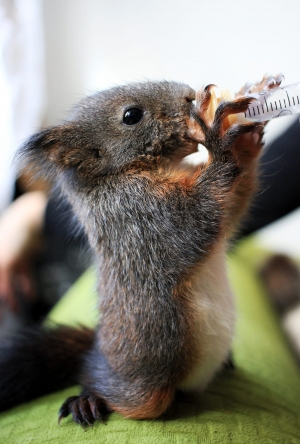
242,83,300,122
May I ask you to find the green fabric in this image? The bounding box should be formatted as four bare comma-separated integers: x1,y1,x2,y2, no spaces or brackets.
1,239,300,443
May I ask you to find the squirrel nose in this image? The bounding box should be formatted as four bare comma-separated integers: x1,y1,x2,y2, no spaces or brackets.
185,95,196,104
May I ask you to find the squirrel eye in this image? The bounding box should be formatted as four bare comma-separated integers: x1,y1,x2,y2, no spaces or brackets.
123,108,144,126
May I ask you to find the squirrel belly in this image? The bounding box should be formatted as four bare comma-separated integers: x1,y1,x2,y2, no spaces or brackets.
177,241,235,392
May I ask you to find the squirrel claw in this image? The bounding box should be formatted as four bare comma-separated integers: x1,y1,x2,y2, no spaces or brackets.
275,73,285,86
222,351,235,370
243,82,255,94
263,73,284,90
204,83,217,93
264,75,277,89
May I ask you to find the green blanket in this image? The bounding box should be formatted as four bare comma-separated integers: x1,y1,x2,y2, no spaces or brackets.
0,240,300,443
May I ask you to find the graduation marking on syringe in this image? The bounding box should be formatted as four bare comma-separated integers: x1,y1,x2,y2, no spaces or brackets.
264,97,269,112
241,81,300,122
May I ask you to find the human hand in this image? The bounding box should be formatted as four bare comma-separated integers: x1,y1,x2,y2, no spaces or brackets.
0,191,47,313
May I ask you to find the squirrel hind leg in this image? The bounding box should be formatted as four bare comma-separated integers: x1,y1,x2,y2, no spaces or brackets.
58,387,175,425
79,347,176,422
112,386,175,420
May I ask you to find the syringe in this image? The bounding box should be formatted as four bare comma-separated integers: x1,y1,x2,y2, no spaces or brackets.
241,82,300,122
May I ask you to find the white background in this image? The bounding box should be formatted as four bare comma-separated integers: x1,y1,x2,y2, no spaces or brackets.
43,0,300,133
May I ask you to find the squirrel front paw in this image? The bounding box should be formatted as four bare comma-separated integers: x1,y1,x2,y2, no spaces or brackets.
237,73,284,96
191,87,264,167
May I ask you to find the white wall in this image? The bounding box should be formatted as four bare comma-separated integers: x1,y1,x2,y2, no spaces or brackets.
42,0,300,140
0,0,45,211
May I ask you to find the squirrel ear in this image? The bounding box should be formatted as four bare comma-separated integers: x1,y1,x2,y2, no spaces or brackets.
16,124,76,177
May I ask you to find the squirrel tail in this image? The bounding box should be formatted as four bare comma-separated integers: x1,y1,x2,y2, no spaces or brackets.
0,325,94,412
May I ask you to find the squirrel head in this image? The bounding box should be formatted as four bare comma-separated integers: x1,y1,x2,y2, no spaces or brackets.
17,81,198,186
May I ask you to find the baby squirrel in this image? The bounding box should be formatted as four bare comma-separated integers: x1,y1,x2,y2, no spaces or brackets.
0,76,281,426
